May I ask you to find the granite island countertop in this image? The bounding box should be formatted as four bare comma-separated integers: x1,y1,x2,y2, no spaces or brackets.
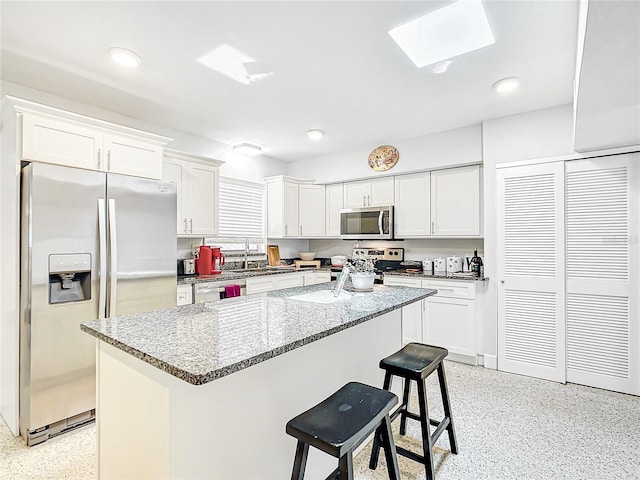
81,282,435,386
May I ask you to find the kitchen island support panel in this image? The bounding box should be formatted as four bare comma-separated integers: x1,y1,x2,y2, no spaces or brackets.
97,310,402,479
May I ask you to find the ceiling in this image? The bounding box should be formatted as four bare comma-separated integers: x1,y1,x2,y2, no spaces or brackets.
0,1,579,162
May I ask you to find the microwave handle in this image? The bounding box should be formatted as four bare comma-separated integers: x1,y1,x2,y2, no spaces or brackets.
378,210,384,235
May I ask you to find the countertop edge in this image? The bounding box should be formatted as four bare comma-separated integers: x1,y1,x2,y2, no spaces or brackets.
82,288,436,386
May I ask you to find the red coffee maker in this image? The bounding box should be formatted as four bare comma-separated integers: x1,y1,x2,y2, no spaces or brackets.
195,246,212,275
211,247,225,274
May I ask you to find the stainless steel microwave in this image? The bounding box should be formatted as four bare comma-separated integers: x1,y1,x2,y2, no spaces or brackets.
340,206,394,240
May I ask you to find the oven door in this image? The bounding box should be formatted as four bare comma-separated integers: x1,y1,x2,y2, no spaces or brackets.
340,206,393,239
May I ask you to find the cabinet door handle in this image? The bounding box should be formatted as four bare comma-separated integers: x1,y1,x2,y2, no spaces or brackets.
299,224,302,236
432,221,435,235
97,148,102,169
189,218,193,233
363,195,366,207
107,151,111,171
285,224,288,235
184,218,188,233
368,194,371,206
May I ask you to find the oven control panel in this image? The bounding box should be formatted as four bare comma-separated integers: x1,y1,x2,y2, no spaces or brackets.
352,248,404,261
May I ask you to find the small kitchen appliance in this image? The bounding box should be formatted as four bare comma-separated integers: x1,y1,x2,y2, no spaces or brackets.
211,247,225,273
183,259,196,275
197,246,212,274
447,256,463,273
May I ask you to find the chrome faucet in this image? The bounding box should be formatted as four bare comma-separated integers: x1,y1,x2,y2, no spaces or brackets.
244,239,249,270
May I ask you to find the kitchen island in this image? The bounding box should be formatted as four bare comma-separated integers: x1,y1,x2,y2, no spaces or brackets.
81,282,436,479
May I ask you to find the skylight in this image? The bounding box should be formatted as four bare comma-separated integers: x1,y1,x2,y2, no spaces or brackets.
388,0,495,68
197,44,273,85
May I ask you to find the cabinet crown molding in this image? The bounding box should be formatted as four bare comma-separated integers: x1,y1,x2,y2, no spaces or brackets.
164,148,224,167
2,96,172,146
263,175,316,185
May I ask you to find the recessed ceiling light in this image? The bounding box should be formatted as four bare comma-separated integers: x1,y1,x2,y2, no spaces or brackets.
307,129,325,140
388,0,495,68
108,47,142,68
232,142,263,156
493,77,521,94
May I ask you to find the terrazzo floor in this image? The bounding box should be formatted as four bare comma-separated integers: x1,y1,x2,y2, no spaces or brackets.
1,361,639,479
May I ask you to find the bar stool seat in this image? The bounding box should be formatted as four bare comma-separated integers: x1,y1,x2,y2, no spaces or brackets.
286,382,400,480
370,343,458,480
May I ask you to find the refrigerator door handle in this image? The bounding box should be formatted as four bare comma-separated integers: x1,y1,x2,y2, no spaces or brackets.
98,199,107,319
108,198,118,317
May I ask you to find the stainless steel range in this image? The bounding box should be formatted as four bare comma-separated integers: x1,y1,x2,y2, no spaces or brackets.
330,248,405,283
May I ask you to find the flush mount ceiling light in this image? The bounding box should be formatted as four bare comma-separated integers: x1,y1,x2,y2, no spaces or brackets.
388,0,495,68
493,77,521,94
306,129,325,140
197,44,273,85
108,47,142,68
232,142,263,156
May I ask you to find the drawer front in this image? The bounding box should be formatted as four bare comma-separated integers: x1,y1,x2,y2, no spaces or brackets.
421,280,475,300
383,276,422,288
177,285,193,305
275,273,302,290
246,277,276,295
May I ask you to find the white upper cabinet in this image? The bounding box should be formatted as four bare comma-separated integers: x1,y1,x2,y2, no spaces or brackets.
325,183,344,237
298,184,325,237
103,133,164,179
17,100,171,180
162,149,223,237
394,172,431,237
266,176,325,238
343,178,394,208
431,165,481,236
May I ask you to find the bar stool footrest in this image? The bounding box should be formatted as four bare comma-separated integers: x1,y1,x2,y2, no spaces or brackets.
396,446,426,464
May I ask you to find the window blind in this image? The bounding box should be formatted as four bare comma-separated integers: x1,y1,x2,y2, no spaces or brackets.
218,177,265,238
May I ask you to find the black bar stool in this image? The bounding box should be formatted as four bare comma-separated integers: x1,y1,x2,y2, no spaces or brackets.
286,382,401,480
369,343,458,480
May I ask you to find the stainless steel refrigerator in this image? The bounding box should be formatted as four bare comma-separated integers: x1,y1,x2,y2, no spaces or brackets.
20,162,177,446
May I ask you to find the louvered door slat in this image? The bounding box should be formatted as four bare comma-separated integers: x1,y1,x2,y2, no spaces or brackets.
565,155,639,395
497,162,565,383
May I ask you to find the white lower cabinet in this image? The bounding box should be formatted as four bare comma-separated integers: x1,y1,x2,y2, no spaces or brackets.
384,276,477,364
177,285,193,306
301,271,331,286
424,296,476,358
246,272,302,295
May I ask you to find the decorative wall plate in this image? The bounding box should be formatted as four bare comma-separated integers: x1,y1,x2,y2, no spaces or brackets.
368,145,399,171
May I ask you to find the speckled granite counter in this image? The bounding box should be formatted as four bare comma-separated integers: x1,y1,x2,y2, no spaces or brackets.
177,266,330,285
81,282,435,385
385,270,488,281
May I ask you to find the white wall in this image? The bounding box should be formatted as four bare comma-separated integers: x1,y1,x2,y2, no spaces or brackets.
288,124,482,183
0,81,289,182
481,103,575,358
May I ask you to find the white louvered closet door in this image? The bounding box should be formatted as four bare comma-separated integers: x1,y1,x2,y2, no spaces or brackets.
565,153,639,395
497,163,566,382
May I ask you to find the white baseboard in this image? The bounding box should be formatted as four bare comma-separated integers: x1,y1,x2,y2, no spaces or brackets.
483,354,498,370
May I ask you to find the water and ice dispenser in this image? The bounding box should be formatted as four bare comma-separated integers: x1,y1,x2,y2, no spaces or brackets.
48,253,91,304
